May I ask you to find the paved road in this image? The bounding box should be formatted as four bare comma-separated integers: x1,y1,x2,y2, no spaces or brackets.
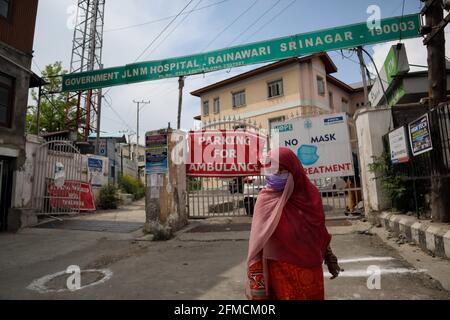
0,211,448,300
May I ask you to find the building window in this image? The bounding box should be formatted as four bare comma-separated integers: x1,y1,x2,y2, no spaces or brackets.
232,90,246,108
203,100,209,116
268,116,286,131
0,0,11,19
329,92,334,110
341,98,349,114
268,79,283,98
0,73,14,127
317,76,325,96
213,97,220,114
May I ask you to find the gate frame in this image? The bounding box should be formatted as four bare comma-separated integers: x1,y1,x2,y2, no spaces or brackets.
187,119,266,219
32,138,83,216
187,115,364,218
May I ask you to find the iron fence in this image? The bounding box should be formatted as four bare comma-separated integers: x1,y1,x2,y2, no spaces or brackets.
186,117,362,218
382,101,450,217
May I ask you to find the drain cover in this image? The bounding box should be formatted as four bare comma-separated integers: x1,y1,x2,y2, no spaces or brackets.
325,219,352,227
187,220,352,233
35,220,143,233
187,223,251,233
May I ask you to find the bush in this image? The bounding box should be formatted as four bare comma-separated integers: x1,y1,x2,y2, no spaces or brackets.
188,178,201,192
368,152,429,213
97,184,119,210
119,175,145,200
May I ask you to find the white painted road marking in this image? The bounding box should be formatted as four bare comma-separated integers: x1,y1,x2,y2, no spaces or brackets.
27,268,113,294
339,256,396,264
324,268,427,278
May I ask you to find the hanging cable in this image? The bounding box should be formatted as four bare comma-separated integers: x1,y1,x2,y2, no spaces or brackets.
104,0,232,33
201,0,259,52
146,0,204,59
134,0,195,62
226,0,282,47
241,0,297,43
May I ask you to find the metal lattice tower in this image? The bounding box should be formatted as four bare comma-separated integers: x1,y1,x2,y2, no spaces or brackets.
66,0,105,140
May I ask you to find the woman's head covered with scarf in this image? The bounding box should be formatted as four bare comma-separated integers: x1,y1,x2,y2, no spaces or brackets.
248,147,331,268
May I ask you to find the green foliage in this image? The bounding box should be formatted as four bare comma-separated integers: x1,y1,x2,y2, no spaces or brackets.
26,62,79,135
119,175,145,200
188,178,201,191
368,152,429,213
369,152,407,207
97,184,119,210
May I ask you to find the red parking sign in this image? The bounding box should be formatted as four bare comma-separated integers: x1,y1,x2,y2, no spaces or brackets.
186,130,266,177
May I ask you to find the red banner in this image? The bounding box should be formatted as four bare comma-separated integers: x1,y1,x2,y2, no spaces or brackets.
186,130,266,177
48,180,96,211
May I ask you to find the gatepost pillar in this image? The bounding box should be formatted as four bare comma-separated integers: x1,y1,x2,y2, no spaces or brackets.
354,107,392,222
144,129,187,239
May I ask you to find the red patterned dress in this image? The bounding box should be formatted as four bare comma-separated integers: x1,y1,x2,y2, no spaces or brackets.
248,260,325,300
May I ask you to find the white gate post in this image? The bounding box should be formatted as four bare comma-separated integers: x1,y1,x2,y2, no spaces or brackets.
355,107,392,221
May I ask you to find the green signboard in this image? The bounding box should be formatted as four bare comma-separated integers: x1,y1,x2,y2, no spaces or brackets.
62,14,421,92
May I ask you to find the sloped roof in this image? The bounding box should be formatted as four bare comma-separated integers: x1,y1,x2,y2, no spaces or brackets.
190,53,338,97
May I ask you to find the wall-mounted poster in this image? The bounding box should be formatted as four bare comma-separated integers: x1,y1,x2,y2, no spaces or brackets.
146,131,168,174
388,127,409,164
275,113,354,179
87,156,105,187
409,114,433,157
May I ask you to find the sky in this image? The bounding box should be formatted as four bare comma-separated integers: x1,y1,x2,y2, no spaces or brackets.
31,0,448,145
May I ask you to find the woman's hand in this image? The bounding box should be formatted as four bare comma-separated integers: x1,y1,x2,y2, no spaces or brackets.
325,247,343,280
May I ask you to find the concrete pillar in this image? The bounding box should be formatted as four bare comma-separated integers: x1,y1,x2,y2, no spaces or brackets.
354,107,392,220
144,129,187,239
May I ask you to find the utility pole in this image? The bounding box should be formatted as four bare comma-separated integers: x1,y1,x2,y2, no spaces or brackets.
421,0,450,222
177,76,185,129
133,99,150,180
356,46,369,107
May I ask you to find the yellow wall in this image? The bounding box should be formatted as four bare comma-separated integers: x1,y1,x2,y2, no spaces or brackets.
197,57,362,134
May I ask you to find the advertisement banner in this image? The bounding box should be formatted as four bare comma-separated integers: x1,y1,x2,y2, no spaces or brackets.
146,132,168,174
48,180,96,211
368,43,410,107
409,114,433,156
388,127,410,164
274,113,354,179
187,130,266,177
87,157,105,187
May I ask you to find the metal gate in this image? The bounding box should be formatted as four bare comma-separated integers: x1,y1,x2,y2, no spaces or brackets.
32,138,83,216
0,157,14,231
187,119,265,218
186,118,363,218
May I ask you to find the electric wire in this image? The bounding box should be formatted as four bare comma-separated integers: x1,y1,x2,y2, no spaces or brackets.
104,0,232,33
226,0,282,47
146,0,204,59
201,0,259,52
134,0,196,62
241,0,297,43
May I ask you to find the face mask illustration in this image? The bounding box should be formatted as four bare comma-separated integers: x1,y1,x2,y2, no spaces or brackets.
297,145,320,166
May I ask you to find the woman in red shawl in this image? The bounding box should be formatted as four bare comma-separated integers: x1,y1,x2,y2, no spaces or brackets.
246,147,342,300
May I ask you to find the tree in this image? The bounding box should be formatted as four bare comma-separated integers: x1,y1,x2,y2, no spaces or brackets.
26,62,79,135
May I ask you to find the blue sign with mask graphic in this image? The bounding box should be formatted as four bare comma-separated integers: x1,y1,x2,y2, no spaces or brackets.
297,144,320,166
